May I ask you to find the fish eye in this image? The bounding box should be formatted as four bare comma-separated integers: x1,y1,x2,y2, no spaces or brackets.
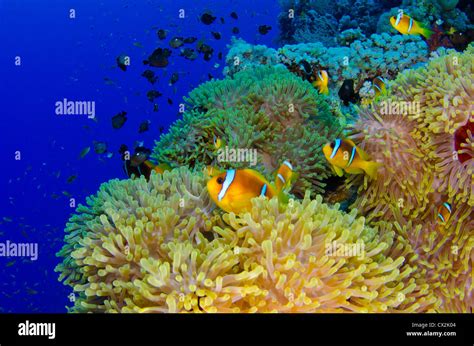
217,177,224,184
330,142,335,149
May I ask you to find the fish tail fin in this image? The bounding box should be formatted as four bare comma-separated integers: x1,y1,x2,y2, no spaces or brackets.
362,161,381,180
278,189,290,205
320,84,329,95
420,27,434,39
154,163,171,174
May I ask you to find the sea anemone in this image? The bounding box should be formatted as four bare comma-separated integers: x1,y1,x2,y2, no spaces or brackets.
391,46,474,206
347,45,474,311
55,168,439,313
347,105,435,221
388,201,473,312
153,65,343,198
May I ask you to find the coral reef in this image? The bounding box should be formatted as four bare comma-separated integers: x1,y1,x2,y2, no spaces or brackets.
225,34,430,93
277,0,398,45
347,45,474,311
56,167,440,313
399,0,471,32
152,65,344,197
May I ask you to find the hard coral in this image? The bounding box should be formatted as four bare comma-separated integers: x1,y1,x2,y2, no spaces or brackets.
56,168,439,313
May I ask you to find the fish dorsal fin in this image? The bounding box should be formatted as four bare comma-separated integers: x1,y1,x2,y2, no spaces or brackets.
205,165,225,178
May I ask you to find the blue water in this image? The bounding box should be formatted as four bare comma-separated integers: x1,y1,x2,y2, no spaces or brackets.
0,0,279,312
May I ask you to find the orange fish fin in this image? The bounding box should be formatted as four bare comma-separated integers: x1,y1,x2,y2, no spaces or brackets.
154,163,171,174
419,27,433,39
355,145,371,161
333,165,344,177
205,165,224,178
361,161,381,180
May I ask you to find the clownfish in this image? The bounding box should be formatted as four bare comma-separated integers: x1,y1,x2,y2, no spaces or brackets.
372,76,387,97
390,13,433,39
312,70,329,95
206,161,296,214
437,202,452,224
123,151,170,180
323,139,380,179
213,135,224,150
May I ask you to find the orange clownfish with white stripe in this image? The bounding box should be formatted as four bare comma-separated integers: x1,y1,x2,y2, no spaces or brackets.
372,76,387,97
312,70,329,95
206,161,297,214
323,139,380,180
437,202,452,224
390,13,433,39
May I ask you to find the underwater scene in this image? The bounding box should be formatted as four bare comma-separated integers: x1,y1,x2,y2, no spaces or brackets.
1,0,473,316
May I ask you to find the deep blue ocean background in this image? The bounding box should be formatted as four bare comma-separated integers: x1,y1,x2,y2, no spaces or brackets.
0,0,280,312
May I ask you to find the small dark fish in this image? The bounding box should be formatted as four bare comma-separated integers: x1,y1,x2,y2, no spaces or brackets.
79,147,90,159
230,12,238,20
201,11,216,25
67,175,77,184
197,41,214,61
197,41,213,54
159,126,164,133
169,73,179,85
220,17,225,24
258,25,272,35
208,73,214,80
112,111,128,129
119,144,128,155
157,29,167,40
180,48,198,60
93,141,107,154
167,98,173,105
338,79,360,106
169,37,184,48
103,77,115,85
153,104,159,112
218,52,223,60
27,288,38,295
300,60,312,76
135,146,151,155
62,191,72,197
139,120,151,133
147,90,162,102
144,48,171,68
211,31,221,40
116,54,129,71
184,37,197,44
124,150,169,180
232,27,240,34
141,70,157,84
